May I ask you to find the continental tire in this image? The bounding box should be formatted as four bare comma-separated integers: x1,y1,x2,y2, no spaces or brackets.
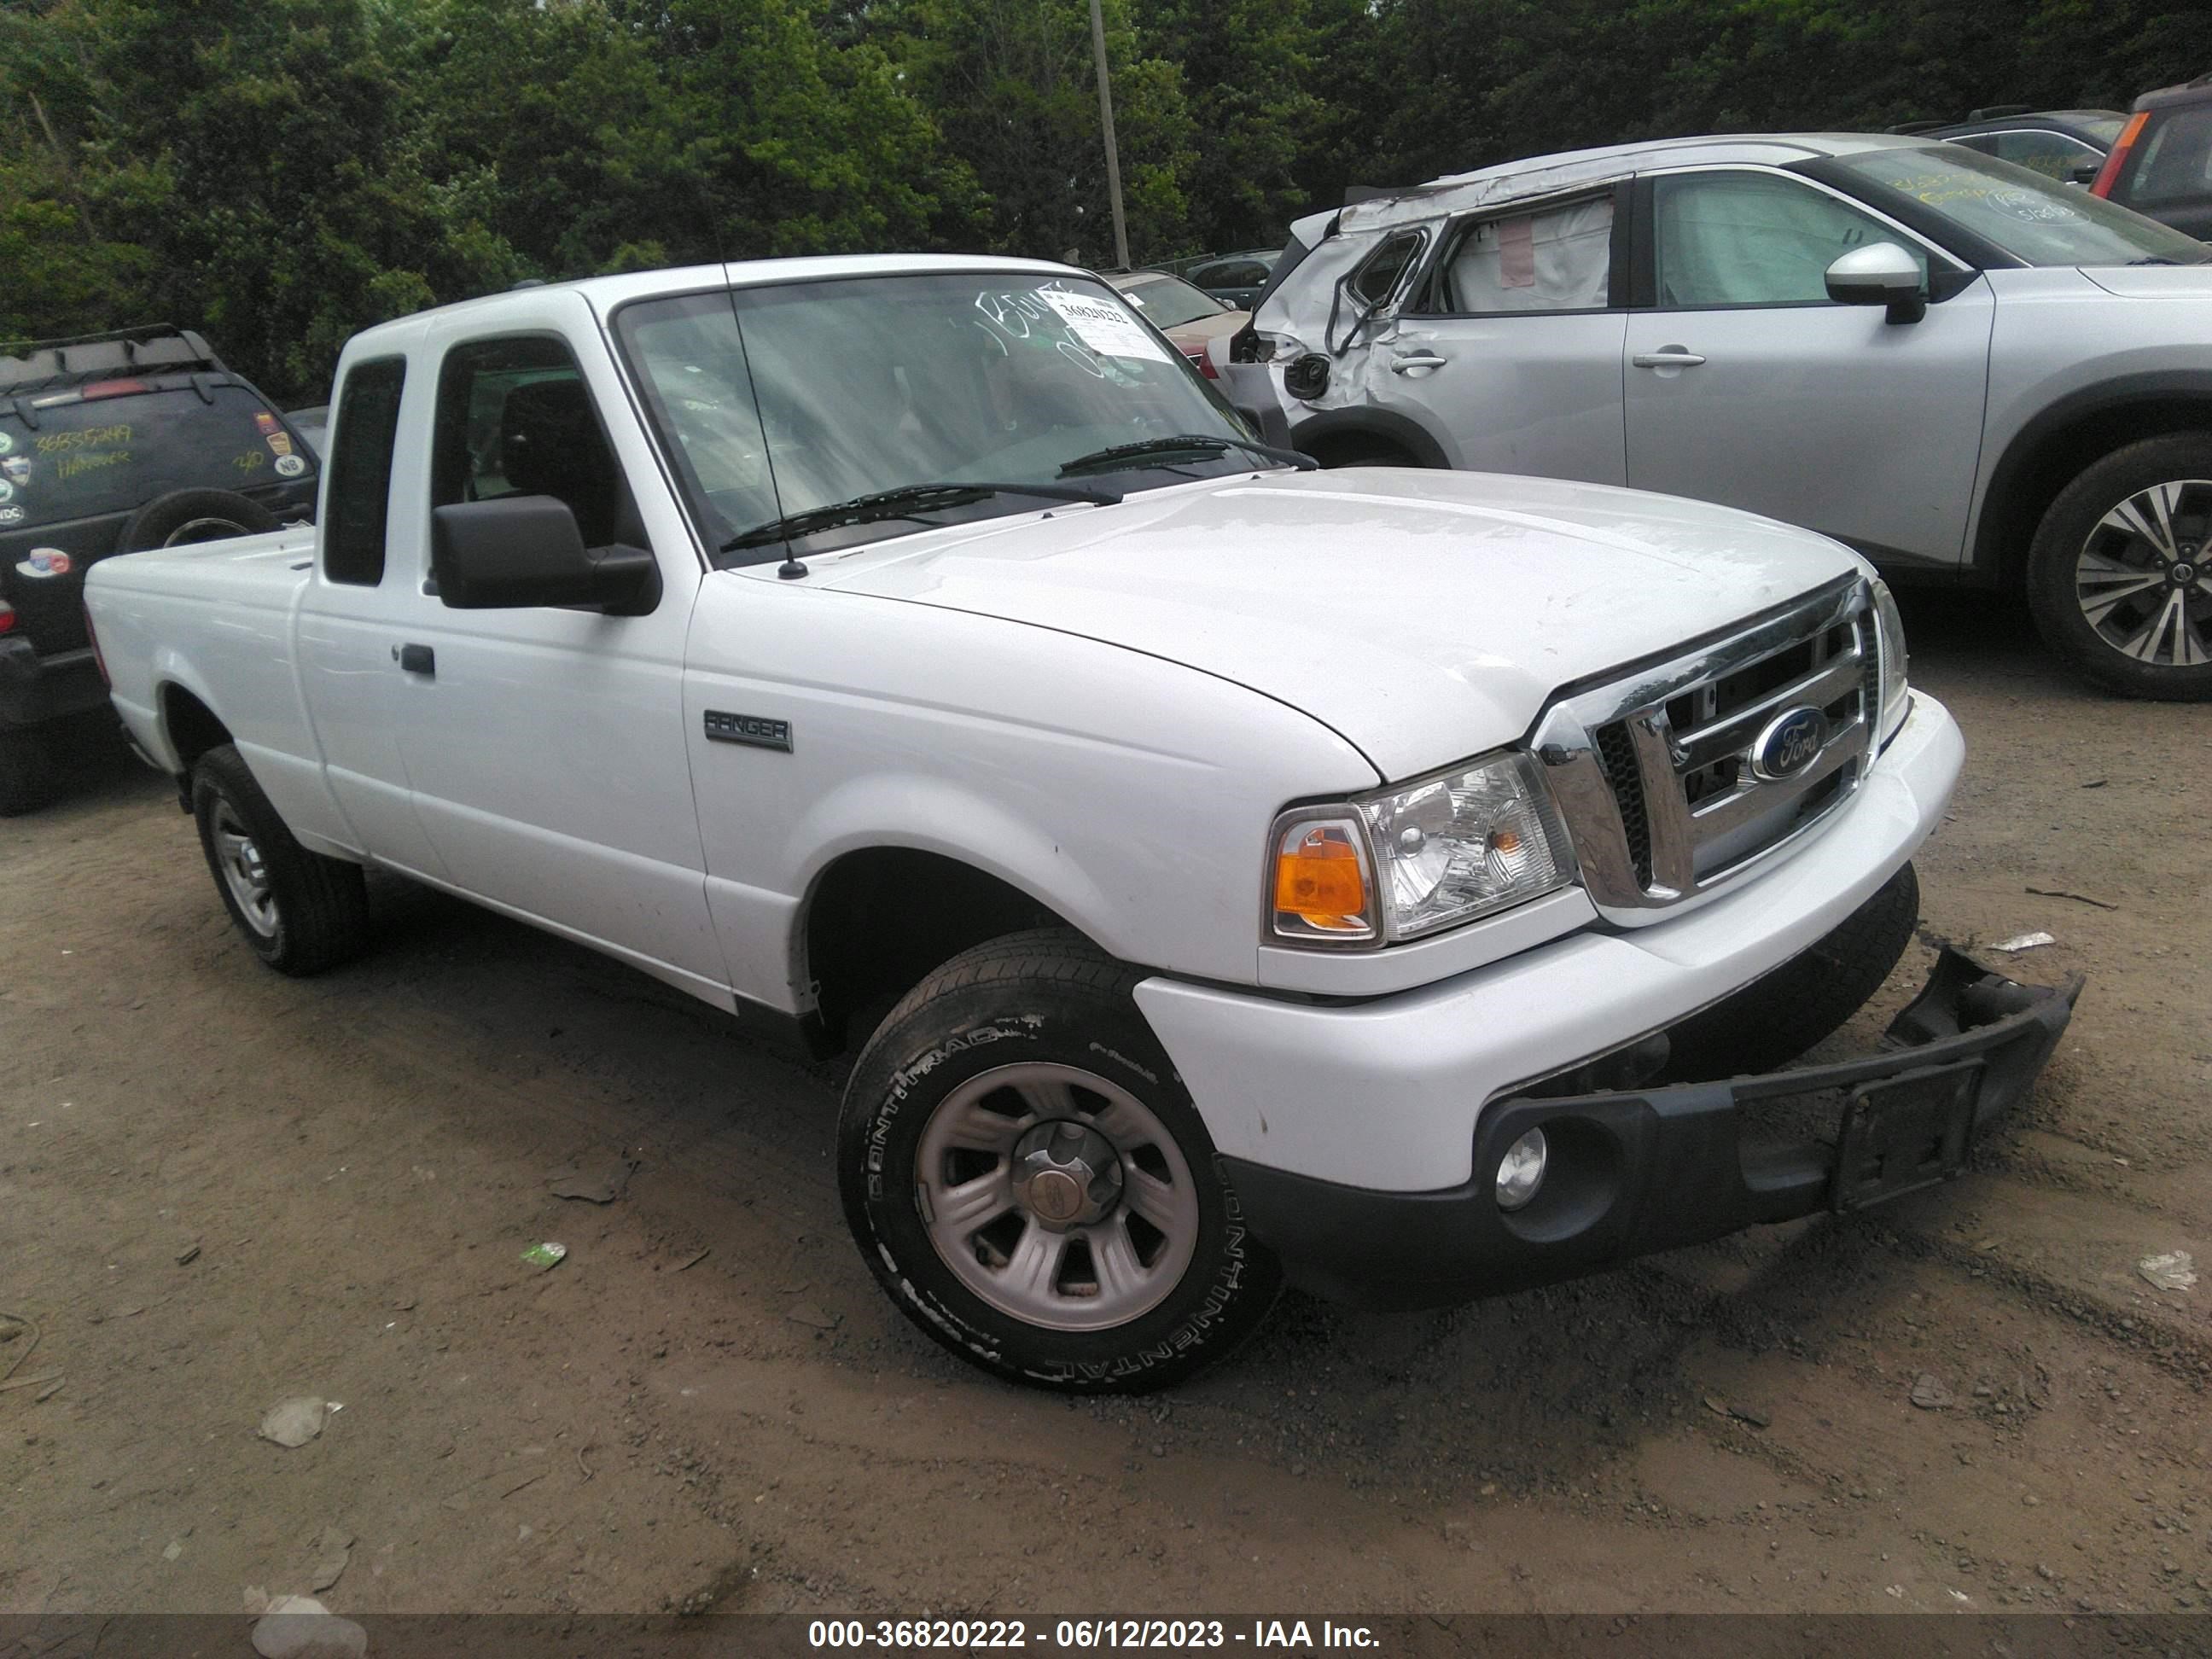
838,928,1280,1392
2024,434,2212,701
1656,861,1920,1081
191,743,370,975
118,488,278,552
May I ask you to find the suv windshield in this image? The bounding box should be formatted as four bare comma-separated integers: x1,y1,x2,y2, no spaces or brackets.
614,272,1258,563
1831,145,2209,266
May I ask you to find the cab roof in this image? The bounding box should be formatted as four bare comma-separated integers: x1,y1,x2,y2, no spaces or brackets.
340,253,1085,359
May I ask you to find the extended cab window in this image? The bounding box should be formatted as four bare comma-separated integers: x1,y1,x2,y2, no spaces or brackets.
430,336,629,549
323,358,405,586
1420,193,1616,314
1652,172,1924,307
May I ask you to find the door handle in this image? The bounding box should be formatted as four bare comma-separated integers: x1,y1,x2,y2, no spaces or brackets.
1391,353,1449,373
395,643,435,678
1632,349,1708,368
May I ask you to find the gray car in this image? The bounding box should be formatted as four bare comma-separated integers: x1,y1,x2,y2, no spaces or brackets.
1227,134,2212,698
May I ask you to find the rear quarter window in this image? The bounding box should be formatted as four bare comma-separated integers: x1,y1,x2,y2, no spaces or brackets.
323,358,407,586
0,384,313,530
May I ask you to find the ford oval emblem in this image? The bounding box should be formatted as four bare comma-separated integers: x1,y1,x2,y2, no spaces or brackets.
1750,706,1829,782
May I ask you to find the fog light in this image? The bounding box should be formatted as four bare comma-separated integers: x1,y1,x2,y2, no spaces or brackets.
1495,1127,1547,1212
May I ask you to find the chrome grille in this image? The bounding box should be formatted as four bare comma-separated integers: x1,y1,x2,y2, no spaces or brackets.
1592,722,1652,888
1534,579,1878,923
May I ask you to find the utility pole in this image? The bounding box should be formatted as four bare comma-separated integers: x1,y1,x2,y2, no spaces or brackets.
1087,0,1131,269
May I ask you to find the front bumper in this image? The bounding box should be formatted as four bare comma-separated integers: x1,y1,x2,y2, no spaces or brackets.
0,638,108,730
1225,948,2081,1307
1135,690,1965,1192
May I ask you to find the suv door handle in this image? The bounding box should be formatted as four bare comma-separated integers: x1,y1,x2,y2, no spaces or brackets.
1632,349,1708,368
1390,353,1449,373
395,643,435,677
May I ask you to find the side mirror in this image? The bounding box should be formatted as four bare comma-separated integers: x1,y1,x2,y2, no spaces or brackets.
2064,162,2099,188
1825,242,1928,324
430,496,658,614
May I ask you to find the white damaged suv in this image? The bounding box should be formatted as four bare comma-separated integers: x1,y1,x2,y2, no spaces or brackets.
1227,133,2212,699
87,257,2075,1389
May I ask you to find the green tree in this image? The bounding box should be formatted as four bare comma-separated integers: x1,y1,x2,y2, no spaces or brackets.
4,0,2206,405
1132,0,1322,253
870,0,1194,264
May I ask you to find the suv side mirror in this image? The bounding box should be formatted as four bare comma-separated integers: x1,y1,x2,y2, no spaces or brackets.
1825,242,1928,324
430,495,659,614
2064,161,2100,188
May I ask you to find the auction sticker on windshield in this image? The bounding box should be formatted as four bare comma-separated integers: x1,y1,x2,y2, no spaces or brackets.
1039,288,1173,364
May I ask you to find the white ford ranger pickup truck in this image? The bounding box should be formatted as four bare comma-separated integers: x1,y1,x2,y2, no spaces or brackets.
83,256,2078,1391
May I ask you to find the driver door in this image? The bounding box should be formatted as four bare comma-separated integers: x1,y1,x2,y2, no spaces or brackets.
1621,167,1995,572
379,300,729,1001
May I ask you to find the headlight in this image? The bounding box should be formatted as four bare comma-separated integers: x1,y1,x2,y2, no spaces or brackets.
1267,753,1575,946
1869,578,1911,746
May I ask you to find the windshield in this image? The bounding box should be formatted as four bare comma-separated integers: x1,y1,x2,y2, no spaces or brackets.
1117,275,1227,329
1830,145,2210,266
614,272,1258,563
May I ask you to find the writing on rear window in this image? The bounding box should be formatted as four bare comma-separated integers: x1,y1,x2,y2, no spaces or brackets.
34,423,133,452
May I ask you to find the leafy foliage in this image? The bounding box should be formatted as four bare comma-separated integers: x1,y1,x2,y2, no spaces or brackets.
0,0,2195,402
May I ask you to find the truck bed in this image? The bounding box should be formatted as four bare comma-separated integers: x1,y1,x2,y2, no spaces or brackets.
87,527,323,818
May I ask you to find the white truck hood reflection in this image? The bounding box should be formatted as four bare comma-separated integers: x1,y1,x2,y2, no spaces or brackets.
803,467,1864,781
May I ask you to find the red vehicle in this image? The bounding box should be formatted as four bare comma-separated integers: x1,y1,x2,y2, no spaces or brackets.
1105,271,1249,380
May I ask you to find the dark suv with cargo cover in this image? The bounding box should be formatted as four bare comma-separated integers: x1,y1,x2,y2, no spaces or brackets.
0,325,317,812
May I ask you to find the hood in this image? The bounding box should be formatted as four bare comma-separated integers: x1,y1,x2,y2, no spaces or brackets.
806,469,1864,780
2080,264,2212,300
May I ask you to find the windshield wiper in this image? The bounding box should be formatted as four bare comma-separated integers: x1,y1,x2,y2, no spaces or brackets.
721,480,1121,553
1057,433,1318,478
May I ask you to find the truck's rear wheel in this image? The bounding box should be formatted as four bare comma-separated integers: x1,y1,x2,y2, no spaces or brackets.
2025,434,2212,700
191,743,370,975
838,928,1279,1392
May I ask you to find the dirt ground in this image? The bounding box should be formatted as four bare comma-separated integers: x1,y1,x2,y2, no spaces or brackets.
2,591,2208,1621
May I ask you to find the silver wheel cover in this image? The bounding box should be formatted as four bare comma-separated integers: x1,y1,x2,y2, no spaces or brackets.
913,1062,1202,1332
212,800,279,937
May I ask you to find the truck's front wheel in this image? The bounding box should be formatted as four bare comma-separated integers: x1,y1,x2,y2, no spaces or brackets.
191,744,370,975
838,929,1279,1392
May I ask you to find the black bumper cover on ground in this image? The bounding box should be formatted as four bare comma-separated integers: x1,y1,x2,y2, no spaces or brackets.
1224,948,2082,1309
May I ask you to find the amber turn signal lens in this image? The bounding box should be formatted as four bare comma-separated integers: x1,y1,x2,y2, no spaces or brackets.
1274,824,1370,932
